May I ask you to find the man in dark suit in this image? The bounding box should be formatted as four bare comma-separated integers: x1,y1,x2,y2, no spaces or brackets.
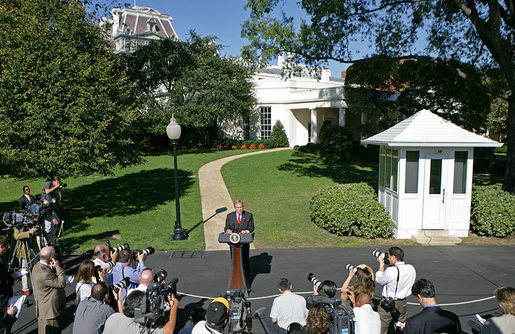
403,278,463,334
18,186,36,209
32,246,66,334
224,200,254,282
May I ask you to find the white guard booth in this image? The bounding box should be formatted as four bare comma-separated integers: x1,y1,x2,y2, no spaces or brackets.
361,110,502,239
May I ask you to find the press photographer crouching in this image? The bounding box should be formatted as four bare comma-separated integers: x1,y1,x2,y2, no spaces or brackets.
192,298,230,334
102,288,179,334
73,282,122,334
374,247,416,334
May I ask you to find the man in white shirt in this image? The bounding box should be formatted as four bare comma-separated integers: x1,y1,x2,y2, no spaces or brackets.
375,246,416,334
127,269,153,296
353,293,380,334
192,298,229,334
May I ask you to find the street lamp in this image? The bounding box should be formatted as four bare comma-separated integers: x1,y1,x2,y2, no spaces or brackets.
166,115,188,241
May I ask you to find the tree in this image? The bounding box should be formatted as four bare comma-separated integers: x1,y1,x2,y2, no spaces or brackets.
270,120,289,147
241,0,515,193
0,0,141,177
121,33,257,145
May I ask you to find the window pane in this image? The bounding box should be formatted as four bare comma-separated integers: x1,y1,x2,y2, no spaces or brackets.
260,107,272,139
453,151,468,194
386,150,392,189
405,151,419,193
392,150,398,192
429,159,442,194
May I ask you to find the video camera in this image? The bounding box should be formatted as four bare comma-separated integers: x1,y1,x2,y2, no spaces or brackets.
307,295,355,334
134,271,179,326
3,209,40,231
222,289,251,334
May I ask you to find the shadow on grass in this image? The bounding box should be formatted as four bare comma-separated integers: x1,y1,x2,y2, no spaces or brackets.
277,151,377,188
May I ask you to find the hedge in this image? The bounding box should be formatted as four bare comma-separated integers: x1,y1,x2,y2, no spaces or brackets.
471,184,515,237
310,183,395,238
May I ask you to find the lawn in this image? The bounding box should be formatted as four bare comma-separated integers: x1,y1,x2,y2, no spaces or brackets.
0,150,246,252
222,149,413,248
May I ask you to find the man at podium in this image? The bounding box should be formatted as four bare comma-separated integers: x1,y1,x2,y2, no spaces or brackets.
224,200,254,281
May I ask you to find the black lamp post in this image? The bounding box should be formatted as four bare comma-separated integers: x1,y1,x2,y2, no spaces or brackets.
166,115,188,241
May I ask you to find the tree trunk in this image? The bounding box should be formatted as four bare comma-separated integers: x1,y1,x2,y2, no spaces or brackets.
503,94,515,193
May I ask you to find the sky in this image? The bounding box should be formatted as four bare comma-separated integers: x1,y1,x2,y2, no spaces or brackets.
123,0,349,78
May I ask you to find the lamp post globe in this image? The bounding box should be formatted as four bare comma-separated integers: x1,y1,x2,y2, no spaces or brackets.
166,115,188,241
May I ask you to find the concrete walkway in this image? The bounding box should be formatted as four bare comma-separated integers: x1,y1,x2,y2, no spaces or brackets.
199,148,291,250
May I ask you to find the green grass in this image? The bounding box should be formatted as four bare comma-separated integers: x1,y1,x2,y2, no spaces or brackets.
0,150,246,252
221,149,401,248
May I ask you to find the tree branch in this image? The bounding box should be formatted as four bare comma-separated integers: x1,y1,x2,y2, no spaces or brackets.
343,0,430,17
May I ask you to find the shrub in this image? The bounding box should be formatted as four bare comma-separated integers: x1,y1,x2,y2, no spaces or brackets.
241,144,247,150
250,144,256,149
258,143,265,149
270,120,289,147
310,183,395,238
298,143,321,155
471,184,515,237
216,145,221,150
319,124,353,160
223,144,229,150
231,145,237,150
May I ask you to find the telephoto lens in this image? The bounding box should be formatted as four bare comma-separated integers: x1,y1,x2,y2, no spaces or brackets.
307,273,321,290
345,264,355,272
111,277,130,293
105,260,115,269
113,243,130,253
140,247,155,256
372,249,390,265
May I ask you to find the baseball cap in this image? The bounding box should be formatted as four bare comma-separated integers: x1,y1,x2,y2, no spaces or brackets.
206,297,229,327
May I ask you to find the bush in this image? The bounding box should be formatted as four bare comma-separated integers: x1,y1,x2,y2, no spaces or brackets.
258,143,265,149
241,144,247,150
270,120,289,147
250,144,256,149
310,183,395,238
319,124,353,160
298,143,321,155
471,184,515,237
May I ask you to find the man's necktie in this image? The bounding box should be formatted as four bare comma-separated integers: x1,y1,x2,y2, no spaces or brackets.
238,214,241,226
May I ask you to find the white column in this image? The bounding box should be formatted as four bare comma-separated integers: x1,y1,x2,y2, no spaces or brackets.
338,108,346,128
310,108,318,143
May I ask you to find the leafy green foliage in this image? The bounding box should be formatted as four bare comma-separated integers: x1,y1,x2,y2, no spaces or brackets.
310,183,395,238
319,123,353,160
0,0,141,177
471,184,515,237
270,120,289,147
121,33,257,145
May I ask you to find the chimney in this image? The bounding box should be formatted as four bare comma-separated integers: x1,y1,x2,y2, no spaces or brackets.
321,69,331,81
277,53,285,67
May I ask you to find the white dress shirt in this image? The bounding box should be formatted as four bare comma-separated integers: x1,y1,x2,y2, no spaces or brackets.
375,262,416,299
353,304,380,334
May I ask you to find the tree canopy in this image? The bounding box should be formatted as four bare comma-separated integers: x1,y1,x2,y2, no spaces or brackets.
241,0,515,192
121,33,257,145
0,0,142,177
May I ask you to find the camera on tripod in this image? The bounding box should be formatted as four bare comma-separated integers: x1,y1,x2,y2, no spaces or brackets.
223,289,251,333
3,210,40,231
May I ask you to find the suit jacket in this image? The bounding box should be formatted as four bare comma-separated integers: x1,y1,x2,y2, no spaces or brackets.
404,306,463,334
32,262,66,319
0,258,14,309
18,194,35,209
225,211,254,233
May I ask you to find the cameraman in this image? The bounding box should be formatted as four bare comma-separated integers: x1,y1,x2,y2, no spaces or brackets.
40,199,60,246
92,244,116,285
375,247,416,334
102,290,179,334
41,176,63,203
127,269,153,296
111,249,147,301
191,298,229,334
13,225,39,295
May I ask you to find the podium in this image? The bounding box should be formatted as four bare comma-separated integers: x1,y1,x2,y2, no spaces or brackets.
218,233,254,292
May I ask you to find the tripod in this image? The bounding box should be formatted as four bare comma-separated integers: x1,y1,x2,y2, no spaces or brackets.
8,233,41,296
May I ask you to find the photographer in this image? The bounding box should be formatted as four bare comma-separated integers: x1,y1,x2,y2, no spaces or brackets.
111,249,147,301
41,176,64,203
375,247,416,334
76,260,96,303
73,282,122,334
340,264,375,304
127,269,153,296
92,244,116,285
305,303,329,334
0,236,22,334
192,298,229,334
13,225,39,296
102,290,179,334
39,199,60,246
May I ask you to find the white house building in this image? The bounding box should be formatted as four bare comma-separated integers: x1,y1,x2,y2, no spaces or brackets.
245,56,349,146
107,6,178,54
362,109,502,239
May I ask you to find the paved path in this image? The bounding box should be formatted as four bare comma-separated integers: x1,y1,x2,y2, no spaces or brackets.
199,148,291,250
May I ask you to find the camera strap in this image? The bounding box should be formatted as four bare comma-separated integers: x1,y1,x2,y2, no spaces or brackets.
385,266,400,299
